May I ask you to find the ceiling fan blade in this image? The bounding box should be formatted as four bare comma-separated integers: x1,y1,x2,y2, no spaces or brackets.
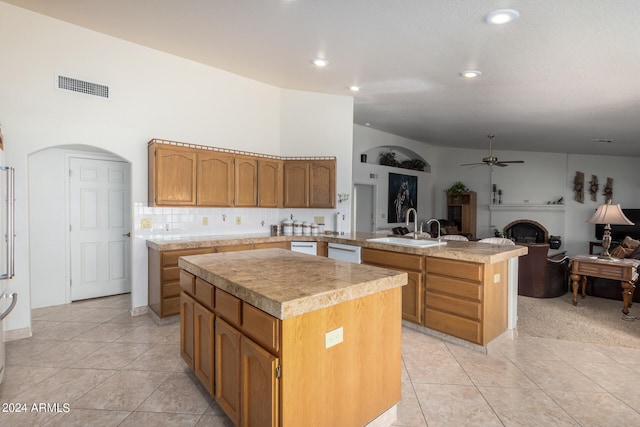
460,162,486,166
494,163,509,167
498,160,524,164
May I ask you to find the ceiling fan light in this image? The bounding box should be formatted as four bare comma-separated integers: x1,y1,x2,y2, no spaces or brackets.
311,58,329,67
484,9,520,25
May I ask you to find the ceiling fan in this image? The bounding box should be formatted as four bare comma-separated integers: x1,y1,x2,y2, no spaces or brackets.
460,134,524,167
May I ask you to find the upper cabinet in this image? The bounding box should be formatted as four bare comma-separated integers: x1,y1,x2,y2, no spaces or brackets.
198,150,234,207
148,140,335,208
258,159,283,208
283,159,336,208
148,144,197,206
309,160,336,208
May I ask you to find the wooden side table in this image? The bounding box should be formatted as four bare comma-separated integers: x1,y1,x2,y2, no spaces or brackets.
570,255,640,316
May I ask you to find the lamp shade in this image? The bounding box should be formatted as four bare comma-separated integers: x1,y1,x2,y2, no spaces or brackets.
587,203,635,225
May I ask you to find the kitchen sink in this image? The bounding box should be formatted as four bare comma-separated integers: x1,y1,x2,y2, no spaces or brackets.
366,237,447,248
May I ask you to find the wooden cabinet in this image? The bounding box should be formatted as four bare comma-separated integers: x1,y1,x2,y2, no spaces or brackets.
215,318,242,425
309,160,336,208
181,269,281,427
283,161,309,207
194,301,215,395
425,256,507,345
148,247,214,318
446,191,477,239
362,248,424,324
258,159,282,207
198,150,235,206
148,144,197,206
235,155,258,207
149,140,334,208
240,336,279,427
283,159,336,208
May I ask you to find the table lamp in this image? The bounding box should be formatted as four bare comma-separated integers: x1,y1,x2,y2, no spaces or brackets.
587,201,634,258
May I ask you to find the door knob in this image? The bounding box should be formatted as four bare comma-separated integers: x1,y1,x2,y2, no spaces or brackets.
122,232,131,237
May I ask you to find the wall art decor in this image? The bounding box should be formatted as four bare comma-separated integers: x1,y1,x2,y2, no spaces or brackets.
388,172,417,223
589,175,599,202
573,171,584,203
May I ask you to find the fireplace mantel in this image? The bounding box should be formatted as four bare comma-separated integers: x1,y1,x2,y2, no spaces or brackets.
489,204,565,212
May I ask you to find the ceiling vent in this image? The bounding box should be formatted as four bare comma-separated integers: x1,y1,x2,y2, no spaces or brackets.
56,75,109,98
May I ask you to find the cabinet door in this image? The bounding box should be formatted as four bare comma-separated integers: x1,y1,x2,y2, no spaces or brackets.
240,336,279,427
258,159,282,207
180,291,195,369
235,155,258,207
402,271,423,324
309,160,336,208
215,318,241,425
150,145,197,206
197,150,234,206
283,161,309,207
194,301,215,396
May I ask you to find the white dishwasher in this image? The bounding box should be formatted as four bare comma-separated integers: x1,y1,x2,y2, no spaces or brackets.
290,241,317,256
328,242,362,264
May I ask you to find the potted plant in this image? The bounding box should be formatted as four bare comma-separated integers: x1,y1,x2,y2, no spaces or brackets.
379,150,399,167
446,181,468,202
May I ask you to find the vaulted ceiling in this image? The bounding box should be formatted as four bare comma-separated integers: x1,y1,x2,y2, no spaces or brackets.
5,0,640,156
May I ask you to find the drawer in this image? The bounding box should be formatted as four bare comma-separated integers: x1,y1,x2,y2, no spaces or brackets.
162,266,181,283
216,244,254,253
425,293,481,321
162,247,213,266
254,241,290,250
242,303,281,355
215,288,242,327
425,308,481,344
426,275,482,301
180,270,195,294
195,278,214,311
164,281,181,298
426,257,482,282
162,295,180,317
362,248,424,271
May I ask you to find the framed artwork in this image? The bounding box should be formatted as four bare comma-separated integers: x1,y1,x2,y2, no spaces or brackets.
388,173,417,223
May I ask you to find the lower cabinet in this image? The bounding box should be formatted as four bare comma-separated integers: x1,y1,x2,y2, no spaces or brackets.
362,248,424,324
180,271,280,427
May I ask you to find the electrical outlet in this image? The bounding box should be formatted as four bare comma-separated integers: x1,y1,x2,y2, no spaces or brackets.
140,218,152,229
235,216,241,225
314,216,325,224
202,216,208,225
494,273,501,283
325,327,343,349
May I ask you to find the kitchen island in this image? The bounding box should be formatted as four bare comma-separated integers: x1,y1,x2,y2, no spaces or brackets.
178,248,407,427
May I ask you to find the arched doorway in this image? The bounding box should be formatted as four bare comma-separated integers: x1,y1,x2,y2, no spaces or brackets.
28,145,132,308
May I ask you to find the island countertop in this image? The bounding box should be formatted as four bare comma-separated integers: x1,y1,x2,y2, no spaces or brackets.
178,248,407,320
150,232,527,263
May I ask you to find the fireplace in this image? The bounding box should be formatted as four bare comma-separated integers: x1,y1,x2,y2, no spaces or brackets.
504,220,548,244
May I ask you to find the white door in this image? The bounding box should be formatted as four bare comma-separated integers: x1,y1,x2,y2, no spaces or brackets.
355,184,375,232
70,158,131,301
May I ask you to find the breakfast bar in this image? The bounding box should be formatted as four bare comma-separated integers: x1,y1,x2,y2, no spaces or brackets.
178,248,407,427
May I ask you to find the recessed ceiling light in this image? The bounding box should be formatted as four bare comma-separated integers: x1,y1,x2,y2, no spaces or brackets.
349,85,360,92
484,9,520,25
460,70,482,78
312,58,329,67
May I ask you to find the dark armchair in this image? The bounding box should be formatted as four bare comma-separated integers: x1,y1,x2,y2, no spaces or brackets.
518,243,570,298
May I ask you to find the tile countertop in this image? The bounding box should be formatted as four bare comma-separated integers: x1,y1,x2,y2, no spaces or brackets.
178,248,407,320
148,232,528,264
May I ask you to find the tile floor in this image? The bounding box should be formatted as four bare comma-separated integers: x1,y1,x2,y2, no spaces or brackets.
2,293,640,426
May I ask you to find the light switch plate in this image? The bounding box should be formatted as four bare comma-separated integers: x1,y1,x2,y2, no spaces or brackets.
202,216,208,225
235,216,241,225
494,273,501,283
140,218,152,229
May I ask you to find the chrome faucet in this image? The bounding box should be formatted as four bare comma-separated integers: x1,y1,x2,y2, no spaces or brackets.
405,208,418,239
426,218,441,242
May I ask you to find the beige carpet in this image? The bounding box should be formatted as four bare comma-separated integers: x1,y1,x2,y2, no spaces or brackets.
517,293,640,349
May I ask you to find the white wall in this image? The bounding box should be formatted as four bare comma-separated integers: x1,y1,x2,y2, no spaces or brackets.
352,125,438,229
0,3,354,336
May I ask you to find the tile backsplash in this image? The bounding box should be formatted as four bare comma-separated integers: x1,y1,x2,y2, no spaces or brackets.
134,203,348,239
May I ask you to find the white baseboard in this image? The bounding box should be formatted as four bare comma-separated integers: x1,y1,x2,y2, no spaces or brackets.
4,327,32,342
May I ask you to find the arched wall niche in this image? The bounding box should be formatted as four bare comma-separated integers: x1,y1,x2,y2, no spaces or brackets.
361,145,431,172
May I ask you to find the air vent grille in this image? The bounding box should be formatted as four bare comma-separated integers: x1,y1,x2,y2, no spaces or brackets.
57,75,109,98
